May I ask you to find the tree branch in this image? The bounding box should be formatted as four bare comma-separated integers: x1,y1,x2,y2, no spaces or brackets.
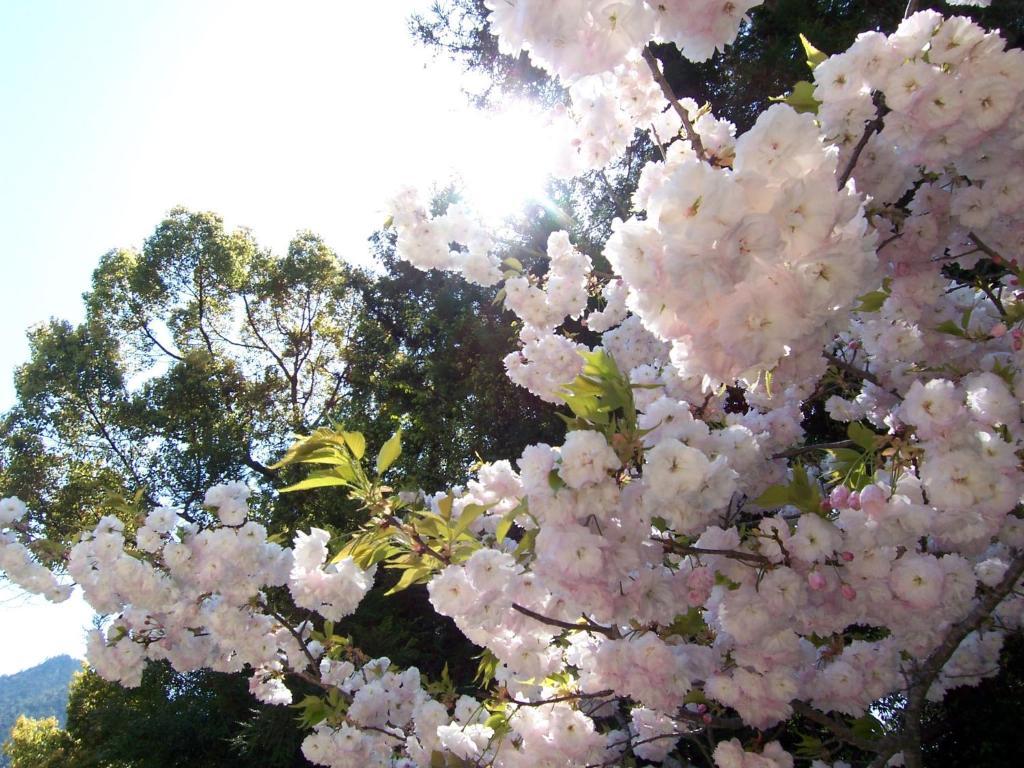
791,700,881,753
511,603,619,639
140,321,184,361
772,440,855,460
658,540,772,567
386,515,450,566
243,453,277,480
837,95,886,191
824,352,902,401
895,549,1024,766
509,689,614,708
641,45,710,164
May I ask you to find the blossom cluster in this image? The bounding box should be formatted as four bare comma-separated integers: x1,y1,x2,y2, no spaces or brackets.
0,496,72,602
484,0,762,80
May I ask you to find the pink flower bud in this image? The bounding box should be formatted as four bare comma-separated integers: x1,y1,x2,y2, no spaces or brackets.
702,713,712,724
829,485,852,509
696,704,708,714
841,551,855,562
848,491,861,511
841,584,857,601
859,484,887,518
808,571,827,591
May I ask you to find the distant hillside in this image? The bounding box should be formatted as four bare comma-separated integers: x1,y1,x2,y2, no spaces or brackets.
0,655,81,765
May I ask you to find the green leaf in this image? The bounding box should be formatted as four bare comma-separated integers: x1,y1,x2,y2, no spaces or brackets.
771,80,821,114
436,493,454,522
668,607,707,637
475,649,499,687
683,689,708,705
514,528,538,558
851,713,885,741
484,712,506,730
341,431,366,460
847,421,877,452
799,33,828,70
278,469,352,493
935,320,966,338
753,484,791,508
293,447,351,466
548,470,566,492
376,429,402,475
384,564,433,595
495,503,525,544
855,289,889,313
453,503,489,538
292,694,328,728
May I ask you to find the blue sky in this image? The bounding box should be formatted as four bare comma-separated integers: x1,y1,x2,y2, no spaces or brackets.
0,0,556,675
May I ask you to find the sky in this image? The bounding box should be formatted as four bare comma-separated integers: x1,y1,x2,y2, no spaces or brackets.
0,1,557,675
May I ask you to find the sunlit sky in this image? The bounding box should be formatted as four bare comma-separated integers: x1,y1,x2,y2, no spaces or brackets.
0,1,557,675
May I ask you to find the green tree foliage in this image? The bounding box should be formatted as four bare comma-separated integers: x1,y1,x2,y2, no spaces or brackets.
337,231,563,491
1,209,369,544
2,716,74,768
57,663,309,768
0,202,570,764
0,656,80,768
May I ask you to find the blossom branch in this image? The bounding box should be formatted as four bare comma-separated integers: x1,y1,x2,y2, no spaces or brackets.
511,603,619,638
824,351,902,401
837,95,887,191
892,549,1024,767
658,540,772,567
790,700,882,754
386,514,450,566
641,45,709,163
509,689,614,708
772,440,855,460
266,608,320,672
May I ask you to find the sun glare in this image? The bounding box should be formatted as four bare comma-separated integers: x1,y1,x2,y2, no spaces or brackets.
448,101,562,223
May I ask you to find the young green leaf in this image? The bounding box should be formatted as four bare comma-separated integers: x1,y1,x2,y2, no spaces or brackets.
341,431,366,460
799,33,828,70
376,429,402,475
